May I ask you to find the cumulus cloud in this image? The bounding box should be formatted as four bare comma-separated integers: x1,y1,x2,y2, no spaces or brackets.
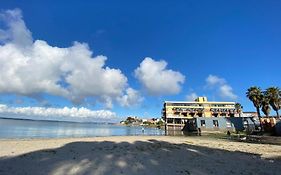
185,92,198,101
219,84,237,100
117,88,143,107
0,104,116,122
134,57,185,96
205,75,237,100
205,74,225,86
0,9,142,108
0,8,32,46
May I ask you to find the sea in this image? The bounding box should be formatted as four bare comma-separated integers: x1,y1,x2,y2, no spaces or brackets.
0,118,165,139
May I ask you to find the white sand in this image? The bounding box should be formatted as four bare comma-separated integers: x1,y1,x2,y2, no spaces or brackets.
0,136,280,175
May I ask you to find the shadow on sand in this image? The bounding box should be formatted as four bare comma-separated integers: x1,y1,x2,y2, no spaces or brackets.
0,139,280,175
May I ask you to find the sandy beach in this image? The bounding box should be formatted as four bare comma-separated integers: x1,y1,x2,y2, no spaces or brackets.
0,136,281,175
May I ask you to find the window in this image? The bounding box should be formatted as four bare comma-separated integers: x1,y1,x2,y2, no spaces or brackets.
167,119,173,123
243,120,248,128
212,113,218,117
201,120,206,127
213,120,219,127
226,121,231,127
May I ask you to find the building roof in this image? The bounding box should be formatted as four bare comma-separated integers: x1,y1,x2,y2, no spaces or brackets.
164,101,235,104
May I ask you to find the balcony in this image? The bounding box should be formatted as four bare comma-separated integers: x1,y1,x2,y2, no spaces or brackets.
172,108,204,113
210,108,235,113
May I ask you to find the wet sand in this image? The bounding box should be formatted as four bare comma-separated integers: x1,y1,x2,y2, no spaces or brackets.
0,136,281,175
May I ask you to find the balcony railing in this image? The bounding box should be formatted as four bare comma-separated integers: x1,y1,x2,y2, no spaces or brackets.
172,108,204,113
210,108,236,113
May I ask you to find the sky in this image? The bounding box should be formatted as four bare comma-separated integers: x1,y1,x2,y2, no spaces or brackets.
0,0,280,122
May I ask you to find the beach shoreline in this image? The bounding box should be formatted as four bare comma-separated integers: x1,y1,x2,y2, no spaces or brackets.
1,136,281,175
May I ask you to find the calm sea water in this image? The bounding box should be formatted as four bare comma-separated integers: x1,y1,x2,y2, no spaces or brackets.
0,118,165,139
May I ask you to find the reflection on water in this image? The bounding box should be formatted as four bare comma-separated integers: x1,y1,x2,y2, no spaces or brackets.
165,130,184,136
0,118,165,139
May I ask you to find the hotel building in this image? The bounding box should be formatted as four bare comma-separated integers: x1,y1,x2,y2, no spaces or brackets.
162,97,249,132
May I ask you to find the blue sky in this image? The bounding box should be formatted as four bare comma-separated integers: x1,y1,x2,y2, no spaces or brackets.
0,1,280,121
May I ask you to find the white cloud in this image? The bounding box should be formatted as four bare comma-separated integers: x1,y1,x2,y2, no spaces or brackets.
0,9,142,108
0,104,116,122
117,88,143,107
185,92,198,101
205,74,237,100
0,8,32,47
219,84,237,100
206,74,225,86
134,57,185,96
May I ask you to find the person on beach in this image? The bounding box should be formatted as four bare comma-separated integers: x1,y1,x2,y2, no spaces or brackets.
227,131,231,139
197,128,201,136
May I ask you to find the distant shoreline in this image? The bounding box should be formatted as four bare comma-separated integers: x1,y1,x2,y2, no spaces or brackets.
0,117,116,125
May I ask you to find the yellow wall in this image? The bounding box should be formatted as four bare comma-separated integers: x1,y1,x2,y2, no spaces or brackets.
163,97,236,118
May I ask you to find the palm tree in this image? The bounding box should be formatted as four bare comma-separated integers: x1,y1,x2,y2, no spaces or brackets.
235,103,243,117
246,87,263,117
261,96,271,117
265,87,281,118
246,86,263,130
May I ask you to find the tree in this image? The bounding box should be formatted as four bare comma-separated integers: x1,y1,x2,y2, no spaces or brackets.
261,96,271,117
235,103,243,117
246,87,263,117
265,87,281,118
246,86,263,130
